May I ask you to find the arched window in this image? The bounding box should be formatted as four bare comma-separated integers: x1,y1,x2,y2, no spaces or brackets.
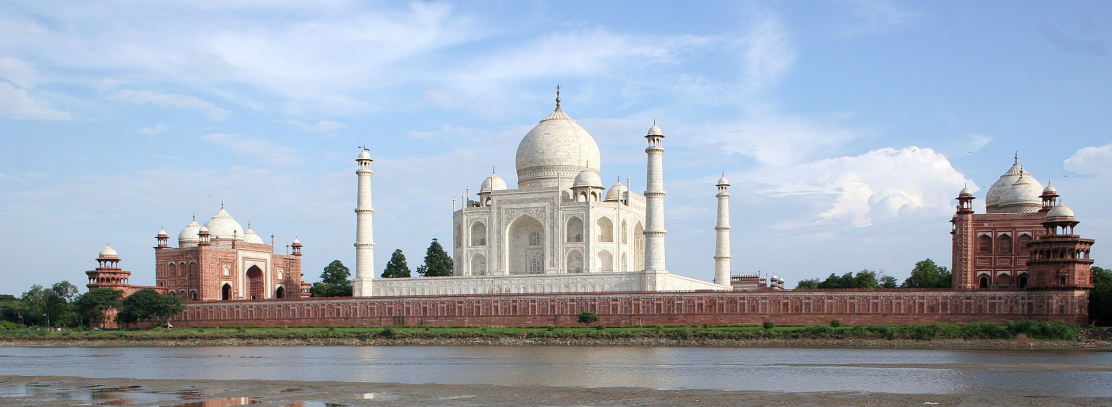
470,222,487,246
634,223,645,271
621,221,628,244
529,258,541,273
597,250,613,273
978,235,993,254
1018,234,1033,252
1018,274,1029,289
997,234,1013,254
470,254,487,276
275,286,285,299
508,216,544,275
979,275,989,289
597,217,614,242
566,251,583,273
191,291,198,301
221,284,231,300
566,217,584,243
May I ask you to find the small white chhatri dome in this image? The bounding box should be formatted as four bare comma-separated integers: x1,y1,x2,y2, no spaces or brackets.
959,186,973,197
1047,203,1075,219
1043,184,1057,194
292,237,302,245
717,174,730,186
515,87,601,189
243,225,265,244
985,161,1044,213
573,169,603,188
647,122,663,137
605,179,628,201
98,245,118,259
358,149,372,160
205,206,245,240
480,171,508,192
178,218,201,244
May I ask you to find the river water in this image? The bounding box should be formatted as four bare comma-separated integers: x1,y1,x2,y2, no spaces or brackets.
2,346,1110,396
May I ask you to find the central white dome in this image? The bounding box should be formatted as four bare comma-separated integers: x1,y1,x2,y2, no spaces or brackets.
515,101,601,190
985,163,1044,213
205,207,245,240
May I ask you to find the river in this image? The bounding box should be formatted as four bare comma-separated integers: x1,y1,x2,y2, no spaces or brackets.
2,346,1111,396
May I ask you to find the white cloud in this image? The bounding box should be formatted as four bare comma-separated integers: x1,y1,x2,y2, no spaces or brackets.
1064,143,1112,176
0,81,72,120
138,123,168,135
0,57,39,88
108,89,231,121
742,8,795,95
201,133,301,167
965,132,992,153
284,119,347,133
836,0,916,37
744,147,970,228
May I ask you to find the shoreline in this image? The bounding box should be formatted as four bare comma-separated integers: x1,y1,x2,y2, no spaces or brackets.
3,336,1111,349
3,375,1111,407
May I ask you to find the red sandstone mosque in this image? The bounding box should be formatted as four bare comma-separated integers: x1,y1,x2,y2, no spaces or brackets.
87,206,308,303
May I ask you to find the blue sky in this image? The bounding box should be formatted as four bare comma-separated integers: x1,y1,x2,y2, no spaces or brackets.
1,1,1110,295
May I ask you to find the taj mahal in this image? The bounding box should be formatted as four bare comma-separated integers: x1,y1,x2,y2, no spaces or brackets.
354,89,738,296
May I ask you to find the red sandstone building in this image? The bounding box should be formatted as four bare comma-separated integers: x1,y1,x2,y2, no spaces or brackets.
951,160,1094,291
87,205,308,302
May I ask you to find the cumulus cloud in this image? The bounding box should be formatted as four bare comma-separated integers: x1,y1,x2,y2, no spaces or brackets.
745,147,970,228
201,133,301,167
1064,143,1112,176
138,123,168,135
0,82,72,120
108,89,231,121
284,119,347,133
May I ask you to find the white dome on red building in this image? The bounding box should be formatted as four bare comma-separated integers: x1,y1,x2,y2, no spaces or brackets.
985,162,1044,214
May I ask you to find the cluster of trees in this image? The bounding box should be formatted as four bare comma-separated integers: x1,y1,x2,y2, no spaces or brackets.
310,238,455,297
382,238,454,278
1092,266,1111,326
1,282,184,329
796,259,952,290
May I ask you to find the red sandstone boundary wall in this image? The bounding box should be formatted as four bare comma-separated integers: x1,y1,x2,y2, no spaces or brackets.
172,289,1089,328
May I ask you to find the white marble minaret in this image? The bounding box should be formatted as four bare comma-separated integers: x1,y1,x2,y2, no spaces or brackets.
643,122,667,279
352,148,375,297
714,174,732,286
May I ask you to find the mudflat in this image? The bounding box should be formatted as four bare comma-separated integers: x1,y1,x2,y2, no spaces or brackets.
2,376,1110,407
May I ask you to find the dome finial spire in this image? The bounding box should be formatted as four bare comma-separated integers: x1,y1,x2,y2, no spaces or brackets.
1015,151,1018,164
221,199,224,209
555,84,561,109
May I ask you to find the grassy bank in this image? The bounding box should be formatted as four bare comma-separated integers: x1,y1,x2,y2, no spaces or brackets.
2,321,1107,345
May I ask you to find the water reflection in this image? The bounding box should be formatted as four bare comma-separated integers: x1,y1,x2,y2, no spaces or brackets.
2,346,1110,396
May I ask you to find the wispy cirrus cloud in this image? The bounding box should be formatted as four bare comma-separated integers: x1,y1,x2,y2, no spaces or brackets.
1065,143,1112,176
138,123,168,135
201,133,301,167
108,89,230,121
284,119,347,134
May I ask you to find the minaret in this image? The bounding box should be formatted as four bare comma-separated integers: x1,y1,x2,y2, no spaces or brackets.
714,174,732,287
643,122,667,281
951,186,975,290
353,148,375,297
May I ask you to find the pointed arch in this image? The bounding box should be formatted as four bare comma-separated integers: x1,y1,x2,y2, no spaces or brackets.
566,217,584,243
634,222,645,271
507,215,545,275
470,253,487,276
978,235,993,254
470,222,487,246
997,233,1013,254
597,250,613,273
597,217,614,242
566,250,583,273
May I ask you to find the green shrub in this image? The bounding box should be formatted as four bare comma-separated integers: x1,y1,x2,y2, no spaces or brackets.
762,321,774,330
378,327,395,338
830,319,841,328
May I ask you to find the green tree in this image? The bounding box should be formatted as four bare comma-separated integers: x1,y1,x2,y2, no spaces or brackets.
879,275,899,289
577,311,599,326
1090,266,1112,326
22,281,80,328
852,270,879,289
901,258,952,289
116,289,185,327
795,278,820,289
0,294,26,324
416,238,454,277
382,249,412,278
72,288,123,328
311,260,353,297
